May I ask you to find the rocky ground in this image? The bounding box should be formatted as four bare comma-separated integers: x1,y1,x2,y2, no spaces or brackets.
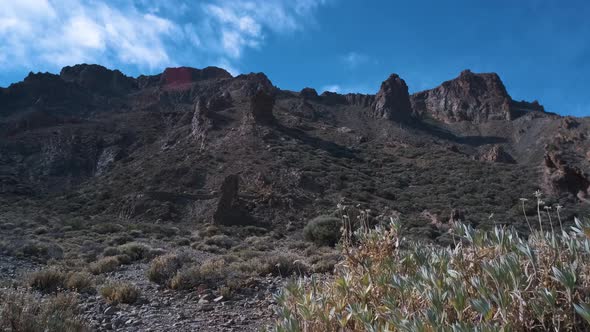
0,252,283,331
78,263,280,331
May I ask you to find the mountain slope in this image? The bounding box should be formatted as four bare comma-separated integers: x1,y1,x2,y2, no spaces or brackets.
1,64,589,239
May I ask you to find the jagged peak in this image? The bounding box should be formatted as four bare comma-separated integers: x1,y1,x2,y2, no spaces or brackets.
60,63,136,94
160,66,232,87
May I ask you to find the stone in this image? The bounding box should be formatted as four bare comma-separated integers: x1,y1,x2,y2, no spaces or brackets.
104,306,118,316
543,150,590,199
411,69,513,123
300,87,318,99
213,174,254,225
372,74,412,121
248,90,276,125
478,145,516,164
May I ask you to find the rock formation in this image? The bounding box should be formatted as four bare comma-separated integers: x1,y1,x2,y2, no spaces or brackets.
372,74,413,121
410,69,513,123
247,90,276,125
543,150,590,200
60,64,137,95
478,145,516,164
213,175,252,225
300,88,319,100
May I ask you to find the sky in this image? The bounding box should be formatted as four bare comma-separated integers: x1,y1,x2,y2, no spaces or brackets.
1,0,589,116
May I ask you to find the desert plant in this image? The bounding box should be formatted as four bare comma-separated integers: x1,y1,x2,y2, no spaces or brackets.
0,289,88,331
274,210,590,331
147,253,186,285
303,215,341,246
100,282,139,304
28,268,67,294
88,256,120,275
65,272,95,294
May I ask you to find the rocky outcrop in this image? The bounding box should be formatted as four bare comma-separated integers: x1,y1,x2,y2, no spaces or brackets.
345,93,374,107
372,74,412,121
300,88,318,100
478,145,516,164
191,98,212,143
213,175,253,225
227,73,275,100
247,90,276,125
160,66,232,89
60,64,137,95
411,70,512,123
543,150,590,200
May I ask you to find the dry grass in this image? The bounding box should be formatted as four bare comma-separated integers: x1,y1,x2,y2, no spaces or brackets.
147,253,186,286
274,207,590,331
0,288,88,331
88,256,120,275
100,282,139,304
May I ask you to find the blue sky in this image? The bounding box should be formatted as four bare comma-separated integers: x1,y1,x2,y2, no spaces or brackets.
1,1,589,116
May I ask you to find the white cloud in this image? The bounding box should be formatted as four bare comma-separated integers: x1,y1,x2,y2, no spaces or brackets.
321,84,341,93
0,0,328,75
341,52,370,69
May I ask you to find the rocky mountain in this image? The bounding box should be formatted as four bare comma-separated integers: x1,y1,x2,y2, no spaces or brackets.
1,64,589,239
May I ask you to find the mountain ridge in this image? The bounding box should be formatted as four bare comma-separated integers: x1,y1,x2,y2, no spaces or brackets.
1,63,588,241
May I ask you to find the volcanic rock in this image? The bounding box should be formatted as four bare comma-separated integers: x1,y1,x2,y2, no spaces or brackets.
300,88,318,100
213,175,253,225
478,145,516,164
160,66,232,89
246,90,276,125
411,69,512,123
60,64,137,95
191,98,212,143
345,93,374,107
543,150,590,200
372,74,412,121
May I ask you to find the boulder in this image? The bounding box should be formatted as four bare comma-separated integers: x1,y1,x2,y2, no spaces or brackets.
478,145,516,164
543,150,590,200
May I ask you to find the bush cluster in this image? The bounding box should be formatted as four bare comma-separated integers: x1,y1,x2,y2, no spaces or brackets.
275,214,590,331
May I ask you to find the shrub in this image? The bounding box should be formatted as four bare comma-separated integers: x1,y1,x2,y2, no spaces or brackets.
28,268,67,293
303,215,341,246
275,216,590,331
204,235,235,249
0,289,88,331
147,253,185,285
102,247,121,257
65,272,95,294
115,242,163,262
255,253,309,276
88,256,120,275
100,282,139,304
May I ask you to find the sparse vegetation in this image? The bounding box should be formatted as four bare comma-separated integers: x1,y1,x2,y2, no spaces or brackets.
28,268,67,294
88,256,120,275
0,289,88,332
100,282,139,304
147,253,186,285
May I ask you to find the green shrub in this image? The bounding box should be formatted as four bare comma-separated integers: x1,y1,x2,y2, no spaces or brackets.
117,242,151,261
100,282,139,304
303,215,341,246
